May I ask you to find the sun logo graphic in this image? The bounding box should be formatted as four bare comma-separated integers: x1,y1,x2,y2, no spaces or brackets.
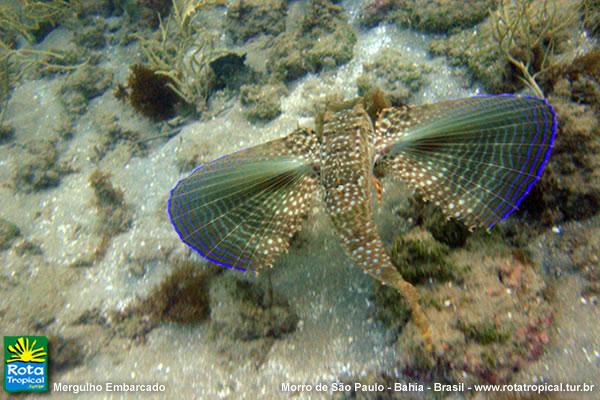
3,336,48,393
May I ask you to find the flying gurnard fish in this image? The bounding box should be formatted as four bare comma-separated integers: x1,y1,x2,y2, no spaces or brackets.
168,93,557,350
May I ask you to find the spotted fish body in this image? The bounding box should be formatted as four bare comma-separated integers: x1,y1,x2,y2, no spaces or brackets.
168,94,557,349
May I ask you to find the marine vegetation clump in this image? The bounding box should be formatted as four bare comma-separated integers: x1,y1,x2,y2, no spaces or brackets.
0,1,86,88
390,228,461,284
0,0,81,44
73,20,108,50
0,218,20,251
46,335,84,373
358,0,496,33
457,320,510,345
14,139,70,192
89,170,132,238
138,260,221,324
405,194,471,248
126,64,179,120
584,0,600,36
266,0,357,82
138,0,235,114
0,124,15,143
240,83,287,122
356,48,432,104
373,282,412,329
91,112,146,161
59,64,113,115
520,98,599,224
429,0,581,94
489,0,581,97
76,260,221,341
225,0,287,43
543,50,600,109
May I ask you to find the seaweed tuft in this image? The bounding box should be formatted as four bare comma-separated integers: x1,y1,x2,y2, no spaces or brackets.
126,64,179,120
140,260,221,324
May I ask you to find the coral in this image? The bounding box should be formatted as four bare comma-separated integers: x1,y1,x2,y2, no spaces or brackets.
14,139,70,192
0,218,20,250
209,274,298,340
89,170,132,237
126,64,179,120
59,65,113,114
240,83,286,122
358,0,495,33
266,0,356,82
225,0,287,43
357,48,431,104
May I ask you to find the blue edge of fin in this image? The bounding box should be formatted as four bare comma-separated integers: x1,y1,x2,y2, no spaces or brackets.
476,94,557,229
167,152,253,272
167,94,558,272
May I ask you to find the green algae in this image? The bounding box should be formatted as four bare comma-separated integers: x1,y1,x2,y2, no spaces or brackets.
390,228,461,285
457,320,510,345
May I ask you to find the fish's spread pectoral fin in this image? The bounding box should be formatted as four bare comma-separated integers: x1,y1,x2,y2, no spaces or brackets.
168,128,320,272
374,95,557,229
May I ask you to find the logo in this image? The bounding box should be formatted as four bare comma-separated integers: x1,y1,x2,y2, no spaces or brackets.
4,336,48,393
